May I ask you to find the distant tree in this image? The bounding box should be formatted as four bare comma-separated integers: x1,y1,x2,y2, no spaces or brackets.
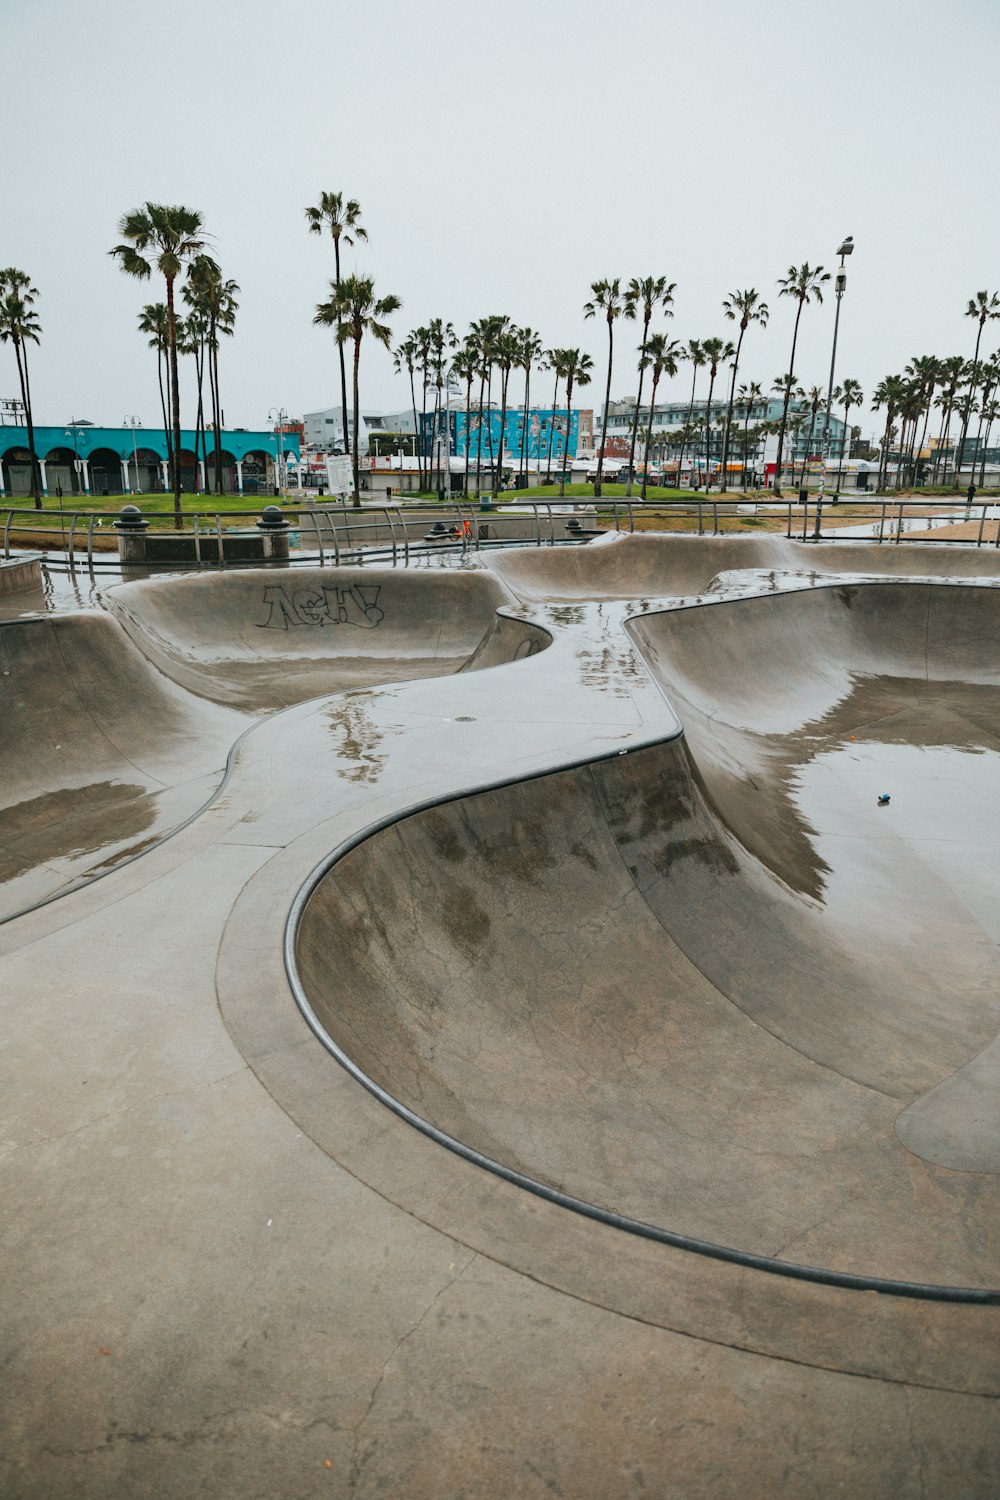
623,276,675,495
557,348,594,497
138,301,172,484
314,274,401,504
831,378,863,492
110,203,207,522
772,263,830,494
305,192,367,456
451,340,478,495
957,291,1000,483
720,288,768,492
638,335,681,499
699,337,735,487
515,326,543,485
872,374,907,491
677,340,705,488
584,278,625,497
0,268,42,507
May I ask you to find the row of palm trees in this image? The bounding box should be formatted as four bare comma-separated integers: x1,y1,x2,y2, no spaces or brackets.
0,268,43,507
8,192,1000,517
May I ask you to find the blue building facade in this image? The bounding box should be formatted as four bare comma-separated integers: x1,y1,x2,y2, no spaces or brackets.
421,408,582,467
0,424,301,498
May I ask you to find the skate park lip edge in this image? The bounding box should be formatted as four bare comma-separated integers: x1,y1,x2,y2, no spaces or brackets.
282,740,1000,1309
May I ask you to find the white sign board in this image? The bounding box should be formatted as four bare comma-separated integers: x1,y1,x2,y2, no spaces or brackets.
324,455,354,494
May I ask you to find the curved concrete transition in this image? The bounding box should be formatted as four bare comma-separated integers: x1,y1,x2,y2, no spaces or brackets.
5,537,1000,1498
294,580,1000,1291
0,569,547,919
492,529,1000,599
105,565,545,707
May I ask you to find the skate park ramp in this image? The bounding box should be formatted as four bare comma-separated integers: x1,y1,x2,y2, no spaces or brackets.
295,578,1000,1290
491,530,1000,601
0,612,245,917
105,566,547,708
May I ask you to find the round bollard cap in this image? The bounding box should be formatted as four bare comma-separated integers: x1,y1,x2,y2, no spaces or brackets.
256,504,290,531
114,504,149,531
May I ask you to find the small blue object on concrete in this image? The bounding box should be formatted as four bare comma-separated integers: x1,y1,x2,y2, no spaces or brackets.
878,793,891,805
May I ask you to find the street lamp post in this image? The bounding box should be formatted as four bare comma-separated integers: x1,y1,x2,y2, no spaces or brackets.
268,406,288,502
124,415,141,496
814,236,854,539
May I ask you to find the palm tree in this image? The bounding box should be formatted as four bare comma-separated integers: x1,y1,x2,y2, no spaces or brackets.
677,339,705,488
186,257,239,496
542,347,561,482
971,353,1000,488
623,276,675,496
451,340,477,496
179,307,209,491
393,334,420,487
0,269,42,507
979,398,1000,486
557,349,594,497
773,263,830,494
426,318,456,494
736,381,763,490
872,375,907,491
491,326,519,498
797,385,824,486
314,274,401,505
305,192,367,458
638,336,681,499
516,326,543,487
772,372,804,484
584,278,625,497
831,378,863,495
110,204,206,522
931,355,966,484
138,302,172,487
720,288,768,492
700,337,735,487
902,355,940,489
958,291,1000,483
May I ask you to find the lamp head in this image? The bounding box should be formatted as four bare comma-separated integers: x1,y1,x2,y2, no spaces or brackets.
837,236,855,257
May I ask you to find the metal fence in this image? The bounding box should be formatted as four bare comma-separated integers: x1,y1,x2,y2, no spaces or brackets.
4,495,1000,572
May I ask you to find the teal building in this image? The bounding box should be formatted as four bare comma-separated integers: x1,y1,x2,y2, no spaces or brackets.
0,424,301,498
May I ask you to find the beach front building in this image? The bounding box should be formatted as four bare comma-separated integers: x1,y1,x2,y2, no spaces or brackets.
0,424,301,498
601,395,848,484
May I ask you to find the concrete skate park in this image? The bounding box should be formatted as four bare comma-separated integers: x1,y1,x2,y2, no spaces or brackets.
3,526,1000,1497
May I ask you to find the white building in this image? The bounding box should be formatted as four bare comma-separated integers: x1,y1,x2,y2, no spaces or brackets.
303,406,418,455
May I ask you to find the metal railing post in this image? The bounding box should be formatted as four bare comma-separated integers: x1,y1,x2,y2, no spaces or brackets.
86,512,96,568
3,509,12,558
895,500,903,544
193,513,202,565
67,513,77,567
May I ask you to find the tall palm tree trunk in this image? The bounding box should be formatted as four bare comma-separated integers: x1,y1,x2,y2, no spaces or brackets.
595,320,613,498
521,369,531,489
166,274,183,526
474,371,486,499
545,365,559,482
774,304,805,495
156,343,171,494
626,313,651,498
463,379,472,497
407,367,419,496
334,238,351,457
703,373,717,488
641,368,661,501
720,330,745,494
679,363,699,490
14,338,42,508
351,335,361,504
211,340,223,495
559,373,573,499
193,341,206,494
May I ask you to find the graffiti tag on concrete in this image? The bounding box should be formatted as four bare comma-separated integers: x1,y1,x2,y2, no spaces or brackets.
258,584,384,631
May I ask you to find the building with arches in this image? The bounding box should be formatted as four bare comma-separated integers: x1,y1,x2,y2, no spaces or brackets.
0,424,301,499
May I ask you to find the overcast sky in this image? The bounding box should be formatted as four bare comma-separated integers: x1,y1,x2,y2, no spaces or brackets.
5,0,1000,442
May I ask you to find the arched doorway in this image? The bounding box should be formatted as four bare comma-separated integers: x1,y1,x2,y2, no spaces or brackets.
1,446,33,497
175,448,198,494
88,447,126,497
205,449,239,495
44,446,80,497
132,447,163,494
240,450,273,496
